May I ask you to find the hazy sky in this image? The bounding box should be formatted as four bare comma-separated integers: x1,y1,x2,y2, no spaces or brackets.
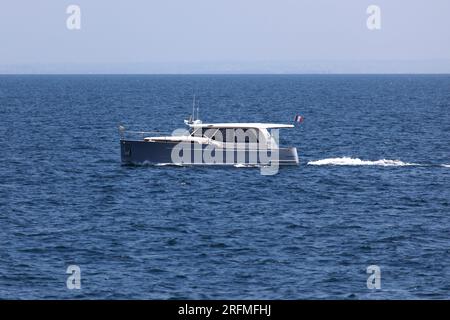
0,0,449,73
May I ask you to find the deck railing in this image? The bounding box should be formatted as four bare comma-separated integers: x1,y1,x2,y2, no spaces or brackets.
118,126,171,140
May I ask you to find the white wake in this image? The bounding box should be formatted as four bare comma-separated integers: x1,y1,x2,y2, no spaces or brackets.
307,157,418,167
233,163,260,168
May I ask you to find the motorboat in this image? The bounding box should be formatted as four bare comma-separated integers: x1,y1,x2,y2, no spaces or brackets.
119,106,299,170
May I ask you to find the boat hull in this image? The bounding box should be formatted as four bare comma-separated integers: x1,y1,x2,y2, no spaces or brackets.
120,140,299,166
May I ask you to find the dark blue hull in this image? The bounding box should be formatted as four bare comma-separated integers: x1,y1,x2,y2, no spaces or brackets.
120,140,299,166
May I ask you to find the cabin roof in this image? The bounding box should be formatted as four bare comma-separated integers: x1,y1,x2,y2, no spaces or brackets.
188,123,294,129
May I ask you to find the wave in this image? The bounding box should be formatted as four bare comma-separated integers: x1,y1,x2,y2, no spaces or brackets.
141,162,184,166
442,164,450,168
233,163,260,168
307,157,418,167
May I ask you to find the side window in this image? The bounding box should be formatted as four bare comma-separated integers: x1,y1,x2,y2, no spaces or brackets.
244,129,258,143
215,129,227,142
204,128,215,139
205,129,226,142
234,129,259,143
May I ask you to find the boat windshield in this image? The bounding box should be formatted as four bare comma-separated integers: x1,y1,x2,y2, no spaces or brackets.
191,127,271,144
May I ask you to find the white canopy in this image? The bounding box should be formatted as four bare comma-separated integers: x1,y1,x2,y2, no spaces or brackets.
188,123,294,129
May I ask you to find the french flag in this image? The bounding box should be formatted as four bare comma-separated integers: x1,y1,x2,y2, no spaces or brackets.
294,115,304,123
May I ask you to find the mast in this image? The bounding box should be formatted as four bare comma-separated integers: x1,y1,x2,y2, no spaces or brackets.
192,95,196,121
197,99,200,121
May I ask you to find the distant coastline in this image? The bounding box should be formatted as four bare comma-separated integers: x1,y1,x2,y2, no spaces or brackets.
1,60,450,75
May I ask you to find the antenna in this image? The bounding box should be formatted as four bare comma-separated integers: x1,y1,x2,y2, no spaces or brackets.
197,99,200,121
192,95,196,121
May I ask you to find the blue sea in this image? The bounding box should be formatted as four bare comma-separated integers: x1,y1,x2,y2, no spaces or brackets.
0,75,449,299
